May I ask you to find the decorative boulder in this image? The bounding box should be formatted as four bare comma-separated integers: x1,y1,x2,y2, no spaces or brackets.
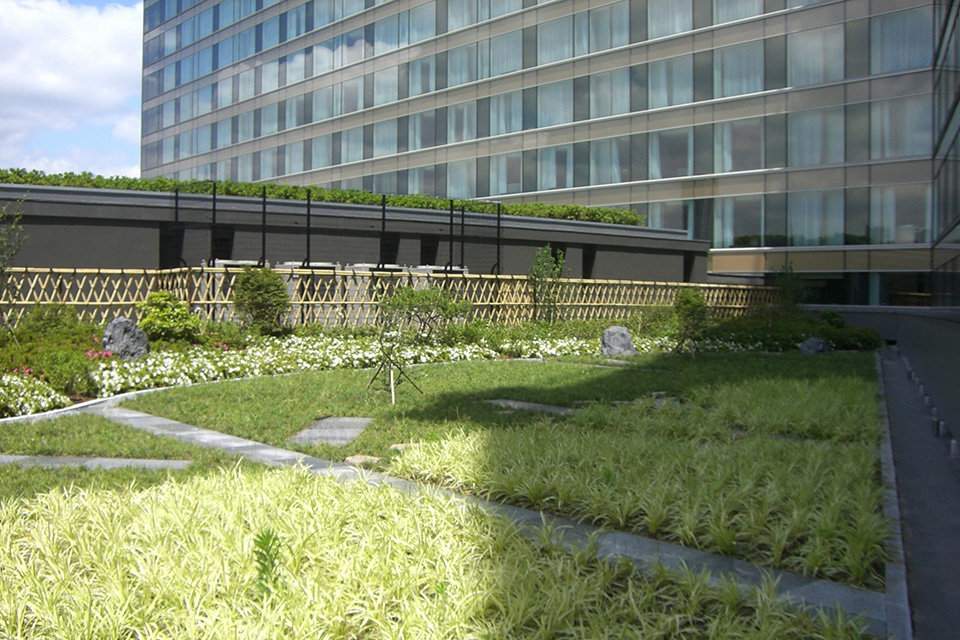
799,336,829,355
102,317,150,360
601,326,638,356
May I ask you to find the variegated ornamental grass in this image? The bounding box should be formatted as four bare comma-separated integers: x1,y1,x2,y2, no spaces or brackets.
0,466,869,639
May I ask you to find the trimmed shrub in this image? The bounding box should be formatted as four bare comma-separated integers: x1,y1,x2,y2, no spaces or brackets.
233,267,290,335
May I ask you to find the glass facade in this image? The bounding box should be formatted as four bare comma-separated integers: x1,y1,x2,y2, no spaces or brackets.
142,0,942,304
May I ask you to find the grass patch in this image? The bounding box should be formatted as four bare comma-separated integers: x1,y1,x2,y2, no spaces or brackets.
122,352,887,588
0,465,870,639
0,413,243,501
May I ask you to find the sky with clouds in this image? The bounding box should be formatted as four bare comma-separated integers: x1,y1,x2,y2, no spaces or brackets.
0,0,143,178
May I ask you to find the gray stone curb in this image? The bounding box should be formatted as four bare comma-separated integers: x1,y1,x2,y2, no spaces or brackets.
81,402,889,637
0,454,191,471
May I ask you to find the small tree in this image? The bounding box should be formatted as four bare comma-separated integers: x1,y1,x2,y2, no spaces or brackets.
673,287,709,355
772,264,813,315
529,244,565,322
0,200,26,330
233,267,290,335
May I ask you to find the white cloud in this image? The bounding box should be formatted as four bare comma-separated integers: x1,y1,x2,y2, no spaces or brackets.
0,0,143,177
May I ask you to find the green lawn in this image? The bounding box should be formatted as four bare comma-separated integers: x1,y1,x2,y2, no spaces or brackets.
0,413,244,501
123,352,887,589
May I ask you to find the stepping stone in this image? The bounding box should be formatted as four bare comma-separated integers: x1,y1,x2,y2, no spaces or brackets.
605,359,631,365
345,455,380,468
484,399,575,417
389,443,422,452
288,417,373,446
0,455,192,471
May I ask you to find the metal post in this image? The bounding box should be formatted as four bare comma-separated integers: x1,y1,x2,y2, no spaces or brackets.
304,188,311,267
496,202,502,275
260,186,267,267
460,206,465,269
174,187,179,223
448,199,454,272
379,194,387,269
209,182,217,266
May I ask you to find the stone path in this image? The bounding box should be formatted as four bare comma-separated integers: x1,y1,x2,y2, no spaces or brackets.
287,416,372,446
72,399,892,637
483,399,575,416
0,454,191,471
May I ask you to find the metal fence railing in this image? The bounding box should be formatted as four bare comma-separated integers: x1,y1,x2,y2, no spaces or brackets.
0,267,781,328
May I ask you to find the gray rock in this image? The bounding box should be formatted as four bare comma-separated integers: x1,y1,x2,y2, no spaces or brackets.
345,455,380,468
601,326,638,356
102,317,149,360
799,336,829,355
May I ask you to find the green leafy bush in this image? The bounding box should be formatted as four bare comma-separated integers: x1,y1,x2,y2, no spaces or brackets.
673,288,709,353
530,245,566,323
34,348,96,397
201,320,251,349
819,310,846,328
702,315,881,351
137,291,202,343
0,168,645,227
233,267,290,335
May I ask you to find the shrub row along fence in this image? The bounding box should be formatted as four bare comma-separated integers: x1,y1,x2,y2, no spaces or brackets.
0,267,780,328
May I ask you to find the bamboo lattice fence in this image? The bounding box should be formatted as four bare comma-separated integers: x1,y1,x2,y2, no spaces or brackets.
0,267,780,328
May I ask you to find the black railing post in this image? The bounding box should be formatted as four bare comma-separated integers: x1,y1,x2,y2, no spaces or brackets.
208,181,217,266
260,185,267,267
448,199,454,272
378,194,387,269
303,188,312,267
495,202,502,275
460,206,465,269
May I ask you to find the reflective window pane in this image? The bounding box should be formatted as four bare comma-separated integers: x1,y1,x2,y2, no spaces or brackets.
715,41,764,97
870,7,933,74
788,26,844,87
648,0,692,39
714,118,764,172
714,196,764,247
650,127,693,178
649,55,693,108
538,144,574,190
788,190,844,246
870,184,931,243
538,80,573,127
871,95,932,160
788,107,844,166
490,90,523,135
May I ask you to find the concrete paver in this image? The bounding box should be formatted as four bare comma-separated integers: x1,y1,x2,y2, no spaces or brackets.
0,454,191,471
288,417,372,446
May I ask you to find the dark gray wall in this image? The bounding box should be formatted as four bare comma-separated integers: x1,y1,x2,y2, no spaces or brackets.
1,184,708,281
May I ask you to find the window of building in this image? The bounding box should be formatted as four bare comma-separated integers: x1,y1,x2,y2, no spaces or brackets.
409,110,436,150
285,141,304,175
340,27,365,67
714,117,764,172
373,120,398,157
448,43,479,87
312,86,337,121
714,196,764,247
447,102,477,143
489,152,523,195
341,126,364,163
238,68,255,100
490,31,523,77
260,147,278,180
590,69,630,118
871,95,932,160
650,127,693,178
538,16,575,65
409,56,436,96
648,201,692,231
648,0,692,39
649,55,694,108
285,50,307,85
312,134,333,169
447,159,477,198
490,90,523,135
788,107,844,166
715,41,764,97
375,14,400,56
538,81,574,127
261,60,280,93
408,165,435,194
262,16,281,50
448,0,479,31
285,95,306,129
589,1,629,52
870,7,933,74
788,25,844,87
341,77,364,114
237,152,254,182
373,67,399,106
538,144,574,190
409,2,437,43
589,136,631,184
238,110,254,142
714,0,763,24
871,184,931,243
788,190,844,246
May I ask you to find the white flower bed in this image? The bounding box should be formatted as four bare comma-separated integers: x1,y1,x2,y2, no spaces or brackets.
0,374,71,418
92,335,598,398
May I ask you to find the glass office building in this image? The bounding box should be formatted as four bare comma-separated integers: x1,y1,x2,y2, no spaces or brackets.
141,0,943,304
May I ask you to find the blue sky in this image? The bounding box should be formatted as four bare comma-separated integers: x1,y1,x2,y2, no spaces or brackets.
0,0,144,177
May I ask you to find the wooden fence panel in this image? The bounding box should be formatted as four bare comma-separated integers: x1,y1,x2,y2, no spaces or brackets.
0,267,779,328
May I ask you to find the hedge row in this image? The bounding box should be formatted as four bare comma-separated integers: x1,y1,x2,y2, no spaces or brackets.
0,168,644,226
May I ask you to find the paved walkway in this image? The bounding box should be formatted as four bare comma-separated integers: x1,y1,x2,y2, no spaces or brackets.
0,454,191,471
76,400,893,637
882,346,960,640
